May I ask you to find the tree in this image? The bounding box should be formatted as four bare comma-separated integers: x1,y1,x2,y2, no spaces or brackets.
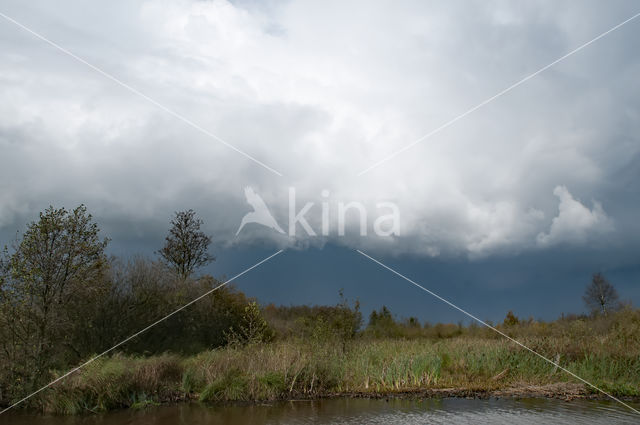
0,205,109,393
225,302,274,346
503,311,519,327
0,245,9,289
367,305,399,338
158,210,214,279
583,273,620,316
333,289,362,341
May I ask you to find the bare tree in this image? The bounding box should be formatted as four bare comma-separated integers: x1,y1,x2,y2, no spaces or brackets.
583,272,620,316
158,209,214,279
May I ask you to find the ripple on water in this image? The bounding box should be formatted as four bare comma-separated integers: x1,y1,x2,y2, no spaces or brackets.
1,397,639,425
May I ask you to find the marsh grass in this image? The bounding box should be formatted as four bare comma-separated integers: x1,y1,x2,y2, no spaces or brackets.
37,309,640,414
43,353,183,414
41,340,640,413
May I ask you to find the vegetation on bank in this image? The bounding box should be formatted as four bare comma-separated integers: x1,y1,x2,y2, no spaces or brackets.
0,205,637,414
43,308,640,414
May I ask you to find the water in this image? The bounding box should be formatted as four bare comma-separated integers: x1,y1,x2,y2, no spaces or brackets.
2,398,639,425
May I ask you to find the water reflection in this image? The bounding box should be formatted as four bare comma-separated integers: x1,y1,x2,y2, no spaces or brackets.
2,397,639,425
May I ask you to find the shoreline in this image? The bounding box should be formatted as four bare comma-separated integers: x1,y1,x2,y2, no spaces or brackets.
4,382,638,415
169,382,640,407
327,383,616,402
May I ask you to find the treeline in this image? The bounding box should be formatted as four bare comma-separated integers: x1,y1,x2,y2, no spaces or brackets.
263,293,362,342
0,204,634,409
0,205,366,406
0,207,264,403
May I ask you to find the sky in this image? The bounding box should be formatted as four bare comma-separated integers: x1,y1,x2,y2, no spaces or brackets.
1,0,639,323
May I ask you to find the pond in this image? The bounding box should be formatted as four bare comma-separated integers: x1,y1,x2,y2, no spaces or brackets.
1,397,639,425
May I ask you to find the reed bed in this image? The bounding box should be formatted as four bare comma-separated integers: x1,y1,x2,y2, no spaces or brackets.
42,330,640,414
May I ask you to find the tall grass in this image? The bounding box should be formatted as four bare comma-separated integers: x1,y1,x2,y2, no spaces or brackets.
40,341,639,412
35,309,640,414
44,354,183,414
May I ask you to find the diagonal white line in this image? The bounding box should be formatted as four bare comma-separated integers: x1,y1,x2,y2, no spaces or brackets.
0,249,284,415
0,11,284,177
356,249,640,415
357,11,640,176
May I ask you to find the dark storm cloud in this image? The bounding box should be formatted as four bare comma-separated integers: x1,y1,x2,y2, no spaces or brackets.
0,0,639,270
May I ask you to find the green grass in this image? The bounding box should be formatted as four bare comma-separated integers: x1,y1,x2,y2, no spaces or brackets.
36,331,640,414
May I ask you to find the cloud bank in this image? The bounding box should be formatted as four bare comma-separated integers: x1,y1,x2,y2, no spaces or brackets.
0,0,638,259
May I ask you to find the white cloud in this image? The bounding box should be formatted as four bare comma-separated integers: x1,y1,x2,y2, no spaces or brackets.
536,185,613,247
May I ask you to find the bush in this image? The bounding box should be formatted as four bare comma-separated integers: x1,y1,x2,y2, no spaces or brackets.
225,302,275,346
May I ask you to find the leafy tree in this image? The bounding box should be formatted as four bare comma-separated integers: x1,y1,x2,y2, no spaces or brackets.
0,245,9,289
0,205,109,393
366,305,400,338
311,290,362,351
225,302,274,346
261,293,362,343
334,290,362,341
369,305,394,328
158,210,214,279
405,317,421,328
583,272,620,316
503,311,519,326
90,256,249,355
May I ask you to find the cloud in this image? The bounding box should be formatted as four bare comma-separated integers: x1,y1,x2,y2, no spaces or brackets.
0,0,638,259
537,185,613,247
